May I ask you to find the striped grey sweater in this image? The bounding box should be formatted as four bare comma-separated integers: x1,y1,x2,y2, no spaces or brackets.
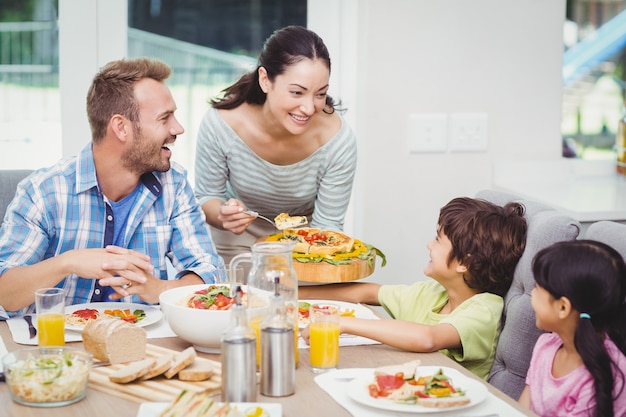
194,107,357,231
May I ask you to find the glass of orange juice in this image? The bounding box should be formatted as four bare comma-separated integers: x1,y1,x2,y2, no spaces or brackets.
309,303,340,373
35,288,65,346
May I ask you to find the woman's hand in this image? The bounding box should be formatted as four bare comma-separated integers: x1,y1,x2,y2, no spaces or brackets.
218,199,256,234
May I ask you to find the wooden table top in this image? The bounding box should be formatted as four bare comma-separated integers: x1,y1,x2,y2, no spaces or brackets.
0,321,534,417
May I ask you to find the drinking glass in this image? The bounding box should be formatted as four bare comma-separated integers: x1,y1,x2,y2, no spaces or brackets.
214,265,244,286
35,288,65,346
309,303,340,373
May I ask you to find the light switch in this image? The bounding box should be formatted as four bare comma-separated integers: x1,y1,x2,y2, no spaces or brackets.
407,113,447,153
449,113,488,152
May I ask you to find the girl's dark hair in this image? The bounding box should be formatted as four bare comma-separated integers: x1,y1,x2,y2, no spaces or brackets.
532,240,626,417
438,197,527,297
212,25,337,113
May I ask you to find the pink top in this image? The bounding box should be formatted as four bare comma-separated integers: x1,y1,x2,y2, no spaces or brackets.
526,332,626,417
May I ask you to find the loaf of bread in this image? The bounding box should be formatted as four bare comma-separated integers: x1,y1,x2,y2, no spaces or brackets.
82,317,147,364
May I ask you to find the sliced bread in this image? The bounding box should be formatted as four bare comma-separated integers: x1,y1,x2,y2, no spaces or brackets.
374,359,422,379
164,346,196,379
178,358,214,382
140,353,174,380
108,357,156,383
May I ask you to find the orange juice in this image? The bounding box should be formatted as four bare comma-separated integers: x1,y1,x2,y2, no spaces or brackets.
37,313,65,346
309,322,339,370
249,315,299,368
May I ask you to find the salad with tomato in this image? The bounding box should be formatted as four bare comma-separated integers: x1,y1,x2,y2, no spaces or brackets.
368,368,467,404
186,285,240,311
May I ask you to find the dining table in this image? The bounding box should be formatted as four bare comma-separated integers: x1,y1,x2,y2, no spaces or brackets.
0,318,538,417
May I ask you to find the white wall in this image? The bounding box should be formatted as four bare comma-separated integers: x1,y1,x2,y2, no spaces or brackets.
309,0,566,285
58,0,567,287
59,0,127,157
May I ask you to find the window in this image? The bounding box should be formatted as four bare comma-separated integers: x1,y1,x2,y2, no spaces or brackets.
127,0,307,183
0,0,61,169
562,0,626,160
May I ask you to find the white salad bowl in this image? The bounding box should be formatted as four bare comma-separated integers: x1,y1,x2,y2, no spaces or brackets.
159,284,262,353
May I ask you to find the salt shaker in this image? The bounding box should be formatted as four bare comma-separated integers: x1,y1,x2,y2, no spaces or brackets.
221,286,257,402
260,277,296,397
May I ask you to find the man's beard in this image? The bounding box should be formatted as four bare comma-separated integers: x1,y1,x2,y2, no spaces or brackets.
122,128,171,174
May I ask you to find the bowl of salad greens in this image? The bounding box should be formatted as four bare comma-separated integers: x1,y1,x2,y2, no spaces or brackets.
3,346,92,407
159,284,263,353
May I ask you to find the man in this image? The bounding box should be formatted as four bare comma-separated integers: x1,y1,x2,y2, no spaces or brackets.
0,58,223,319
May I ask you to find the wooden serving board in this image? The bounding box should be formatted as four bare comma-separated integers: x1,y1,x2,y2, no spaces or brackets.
295,250,376,283
88,344,221,403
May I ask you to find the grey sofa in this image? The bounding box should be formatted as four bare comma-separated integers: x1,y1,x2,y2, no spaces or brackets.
0,170,33,226
476,189,581,399
584,220,626,262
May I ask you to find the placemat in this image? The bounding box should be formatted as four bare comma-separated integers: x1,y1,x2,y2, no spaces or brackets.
314,368,528,417
7,314,176,345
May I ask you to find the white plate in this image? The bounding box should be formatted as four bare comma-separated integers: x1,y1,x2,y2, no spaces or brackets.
65,302,163,332
136,401,282,417
297,299,379,329
345,366,488,413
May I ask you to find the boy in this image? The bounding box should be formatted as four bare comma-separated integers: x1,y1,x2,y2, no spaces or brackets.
300,197,527,379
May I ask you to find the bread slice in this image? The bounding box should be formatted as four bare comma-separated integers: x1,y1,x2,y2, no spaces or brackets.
417,395,472,408
177,358,214,381
140,353,174,380
374,359,421,379
164,346,196,379
108,358,156,383
82,317,147,364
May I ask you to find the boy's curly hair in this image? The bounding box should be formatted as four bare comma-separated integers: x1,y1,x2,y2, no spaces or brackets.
438,197,527,296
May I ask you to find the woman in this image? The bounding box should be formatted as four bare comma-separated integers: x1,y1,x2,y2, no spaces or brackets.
195,26,357,264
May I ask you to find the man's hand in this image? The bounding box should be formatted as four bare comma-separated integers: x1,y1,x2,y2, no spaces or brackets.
95,245,161,302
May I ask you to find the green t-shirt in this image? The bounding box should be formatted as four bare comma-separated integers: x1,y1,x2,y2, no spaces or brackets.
378,280,503,379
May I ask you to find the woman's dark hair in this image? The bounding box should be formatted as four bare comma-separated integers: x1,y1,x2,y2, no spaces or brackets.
532,240,626,417
212,25,336,113
437,197,527,297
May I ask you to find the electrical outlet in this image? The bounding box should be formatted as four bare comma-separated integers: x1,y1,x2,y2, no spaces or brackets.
449,113,488,152
407,113,447,153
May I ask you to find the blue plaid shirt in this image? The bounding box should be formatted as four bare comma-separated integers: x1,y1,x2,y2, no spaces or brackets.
0,144,224,318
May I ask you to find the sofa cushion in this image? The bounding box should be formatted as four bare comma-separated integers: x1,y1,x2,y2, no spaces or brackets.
0,170,33,226
584,221,626,261
475,189,581,399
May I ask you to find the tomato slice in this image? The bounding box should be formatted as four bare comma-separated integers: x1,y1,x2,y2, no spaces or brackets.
375,374,405,391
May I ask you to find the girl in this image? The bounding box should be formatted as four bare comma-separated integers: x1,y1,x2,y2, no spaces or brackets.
519,240,626,417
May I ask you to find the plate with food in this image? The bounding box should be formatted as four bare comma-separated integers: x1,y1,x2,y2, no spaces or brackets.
264,228,386,283
136,397,281,417
296,299,378,329
65,302,163,332
345,363,488,413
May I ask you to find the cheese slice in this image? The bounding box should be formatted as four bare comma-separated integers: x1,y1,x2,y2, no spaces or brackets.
274,212,308,230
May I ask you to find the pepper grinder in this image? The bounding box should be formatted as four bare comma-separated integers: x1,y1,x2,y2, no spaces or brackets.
221,285,257,402
260,276,296,396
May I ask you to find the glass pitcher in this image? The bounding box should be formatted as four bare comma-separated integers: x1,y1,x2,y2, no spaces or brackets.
229,241,299,367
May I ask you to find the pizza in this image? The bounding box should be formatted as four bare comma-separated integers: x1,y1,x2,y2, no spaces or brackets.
283,227,354,255
369,364,471,408
265,227,387,267
274,213,308,230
